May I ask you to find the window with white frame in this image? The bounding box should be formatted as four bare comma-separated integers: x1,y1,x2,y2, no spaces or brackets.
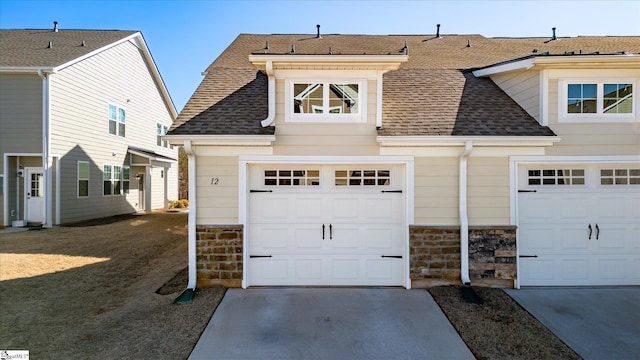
123,166,130,194
109,104,126,137
560,80,635,121
264,170,320,186
103,165,112,195
335,169,391,186
78,161,89,197
288,80,364,122
157,123,163,146
104,164,124,196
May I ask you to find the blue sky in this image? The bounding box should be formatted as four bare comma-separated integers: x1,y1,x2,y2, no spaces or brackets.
1,0,639,112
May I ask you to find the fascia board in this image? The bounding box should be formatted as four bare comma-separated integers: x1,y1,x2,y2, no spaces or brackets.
165,135,276,146
249,54,408,68
473,59,535,77
0,67,56,73
377,136,561,147
474,54,640,77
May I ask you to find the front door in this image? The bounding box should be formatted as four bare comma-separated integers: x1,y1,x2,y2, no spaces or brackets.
25,167,45,224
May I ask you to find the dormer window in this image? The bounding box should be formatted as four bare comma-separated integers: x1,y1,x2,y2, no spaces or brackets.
287,80,366,122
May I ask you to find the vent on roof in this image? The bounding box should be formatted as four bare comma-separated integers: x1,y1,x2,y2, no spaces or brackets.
53,21,58,32
552,27,557,40
47,41,52,49
532,49,538,53
265,41,269,50
329,47,332,55
81,40,86,47
436,24,441,38
316,24,322,39
290,44,295,54
466,39,471,48
564,51,575,55
401,40,408,54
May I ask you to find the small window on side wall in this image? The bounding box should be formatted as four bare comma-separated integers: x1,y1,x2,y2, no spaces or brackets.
78,161,89,197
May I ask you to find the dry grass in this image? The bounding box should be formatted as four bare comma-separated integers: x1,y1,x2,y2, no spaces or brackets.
0,212,224,360
429,286,581,360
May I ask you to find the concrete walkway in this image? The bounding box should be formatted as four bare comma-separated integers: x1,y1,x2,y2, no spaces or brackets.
505,287,640,360
189,288,474,360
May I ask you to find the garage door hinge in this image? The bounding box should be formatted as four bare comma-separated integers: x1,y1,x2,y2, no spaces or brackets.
381,255,402,259
519,255,538,258
518,190,537,193
250,190,273,193
250,255,272,258
381,190,403,193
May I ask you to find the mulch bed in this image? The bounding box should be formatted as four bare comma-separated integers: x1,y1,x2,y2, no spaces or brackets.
429,286,581,360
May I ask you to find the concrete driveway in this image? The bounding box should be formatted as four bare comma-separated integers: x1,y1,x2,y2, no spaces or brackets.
189,288,474,360
505,287,640,360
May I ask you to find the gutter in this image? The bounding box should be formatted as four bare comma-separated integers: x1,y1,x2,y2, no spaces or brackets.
260,61,276,127
459,141,473,285
175,140,197,303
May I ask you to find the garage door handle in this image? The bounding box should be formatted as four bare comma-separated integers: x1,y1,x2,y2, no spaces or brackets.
588,224,592,240
595,224,599,240
329,224,333,240
322,224,325,240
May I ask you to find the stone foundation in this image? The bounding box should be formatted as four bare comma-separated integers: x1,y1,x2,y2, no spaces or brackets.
195,225,243,288
410,225,517,288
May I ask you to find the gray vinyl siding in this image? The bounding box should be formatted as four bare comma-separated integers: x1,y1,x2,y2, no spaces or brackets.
0,74,43,170
48,39,177,223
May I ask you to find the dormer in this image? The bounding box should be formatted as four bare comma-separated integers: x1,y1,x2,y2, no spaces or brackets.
249,54,408,126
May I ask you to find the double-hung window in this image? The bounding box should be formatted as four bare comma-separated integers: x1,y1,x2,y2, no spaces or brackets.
288,80,365,122
109,104,126,137
78,161,89,197
561,80,636,122
104,164,124,196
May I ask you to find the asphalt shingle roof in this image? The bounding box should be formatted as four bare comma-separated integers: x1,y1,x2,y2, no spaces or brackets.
0,28,137,68
169,33,640,137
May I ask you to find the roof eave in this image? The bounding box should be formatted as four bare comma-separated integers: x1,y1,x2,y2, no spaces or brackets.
474,54,640,77
0,66,56,74
165,134,276,147
377,135,561,147
249,54,409,70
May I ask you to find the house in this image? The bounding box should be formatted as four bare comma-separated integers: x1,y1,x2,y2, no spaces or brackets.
0,23,178,227
167,26,640,289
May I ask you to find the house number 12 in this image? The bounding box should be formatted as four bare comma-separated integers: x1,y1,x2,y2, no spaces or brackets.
211,178,219,185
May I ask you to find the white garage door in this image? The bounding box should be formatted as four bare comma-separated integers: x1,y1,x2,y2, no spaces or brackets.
518,165,640,286
248,165,405,286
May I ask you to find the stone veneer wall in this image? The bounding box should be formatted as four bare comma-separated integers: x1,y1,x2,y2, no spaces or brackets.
410,225,517,288
195,225,243,287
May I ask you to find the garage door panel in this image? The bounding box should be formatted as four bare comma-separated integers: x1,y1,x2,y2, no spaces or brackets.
259,228,290,249
295,259,323,279
365,198,396,220
518,226,554,253
559,226,590,251
295,198,324,219
595,196,628,221
332,227,359,249
295,227,323,249
560,259,589,281
365,228,396,250
331,198,359,219
520,259,555,284
598,258,627,280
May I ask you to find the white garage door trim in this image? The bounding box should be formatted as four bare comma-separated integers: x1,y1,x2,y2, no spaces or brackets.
511,155,640,288
239,156,414,289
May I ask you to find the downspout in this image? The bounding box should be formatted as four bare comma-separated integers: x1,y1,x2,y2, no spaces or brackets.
260,61,276,127
37,69,53,228
459,141,473,285
183,141,198,292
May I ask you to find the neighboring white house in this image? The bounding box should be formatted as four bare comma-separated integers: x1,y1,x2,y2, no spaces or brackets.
0,24,178,227
167,27,640,289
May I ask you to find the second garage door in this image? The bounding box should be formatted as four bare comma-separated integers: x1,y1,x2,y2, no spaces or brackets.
247,165,405,286
518,165,640,286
